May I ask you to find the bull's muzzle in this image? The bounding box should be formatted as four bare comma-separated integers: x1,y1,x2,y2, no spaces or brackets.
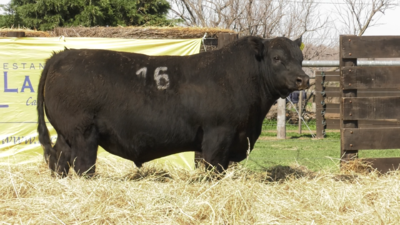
296,75,310,90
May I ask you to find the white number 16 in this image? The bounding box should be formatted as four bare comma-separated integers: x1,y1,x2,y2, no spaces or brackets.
154,67,170,90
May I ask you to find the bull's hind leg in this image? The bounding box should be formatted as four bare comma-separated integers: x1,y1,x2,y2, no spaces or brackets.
47,134,71,178
201,127,235,173
70,125,99,177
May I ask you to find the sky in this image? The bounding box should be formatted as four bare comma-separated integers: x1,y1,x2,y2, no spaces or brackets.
362,6,400,36
0,0,399,36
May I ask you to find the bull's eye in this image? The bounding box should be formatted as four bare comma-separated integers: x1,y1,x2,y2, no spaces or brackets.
273,56,280,62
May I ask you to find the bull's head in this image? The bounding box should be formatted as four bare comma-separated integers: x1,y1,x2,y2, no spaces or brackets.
251,36,310,98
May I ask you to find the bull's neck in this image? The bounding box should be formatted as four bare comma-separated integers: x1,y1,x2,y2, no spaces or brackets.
216,41,280,117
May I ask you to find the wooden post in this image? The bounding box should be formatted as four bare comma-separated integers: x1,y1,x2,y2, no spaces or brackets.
315,71,324,138
7,32,25,37
277,98,286,139
298,91,303,134
217,33,238,49
340,35,358,162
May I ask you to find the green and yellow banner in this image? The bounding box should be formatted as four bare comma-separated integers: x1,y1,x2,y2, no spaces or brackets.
0,37,201,169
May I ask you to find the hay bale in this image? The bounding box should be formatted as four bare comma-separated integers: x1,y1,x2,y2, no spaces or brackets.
0,28,50,37
51,26,236,39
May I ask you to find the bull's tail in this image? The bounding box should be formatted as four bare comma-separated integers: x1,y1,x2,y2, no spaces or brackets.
37,62,53,162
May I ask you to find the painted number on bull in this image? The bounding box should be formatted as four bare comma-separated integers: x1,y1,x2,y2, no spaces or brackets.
154,67,170,90
135,67,170,90
136,67,147,78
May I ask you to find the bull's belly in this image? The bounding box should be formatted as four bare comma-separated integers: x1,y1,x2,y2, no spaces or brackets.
97,119,202,164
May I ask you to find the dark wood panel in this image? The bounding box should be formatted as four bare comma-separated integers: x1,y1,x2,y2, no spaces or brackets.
342,128,400,150
203,38,218,46
321,107,340,114
341,35,400,58
217,33,238,49
319,89,400,98
315,73,324,138
315,73,322,92
326,119,340,129
316,103,340,109
362,158,400,173
358,89,400,97
321,119,395,129
343,97,400,120
359,120,400,128
325,120,400,130
342,66,400,89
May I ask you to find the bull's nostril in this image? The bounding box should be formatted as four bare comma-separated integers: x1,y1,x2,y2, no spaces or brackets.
296,77,303,85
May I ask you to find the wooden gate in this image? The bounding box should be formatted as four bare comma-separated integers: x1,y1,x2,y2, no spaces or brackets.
340,35,400,172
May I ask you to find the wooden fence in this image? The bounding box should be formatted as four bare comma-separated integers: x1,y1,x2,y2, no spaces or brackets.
340,35,400,172
315,71,341,138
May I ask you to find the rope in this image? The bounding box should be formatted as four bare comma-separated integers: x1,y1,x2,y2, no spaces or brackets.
286,96,316,138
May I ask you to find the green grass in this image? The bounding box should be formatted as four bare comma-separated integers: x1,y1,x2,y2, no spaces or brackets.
261,119,317,131
245,133,341,172
243,119,400,172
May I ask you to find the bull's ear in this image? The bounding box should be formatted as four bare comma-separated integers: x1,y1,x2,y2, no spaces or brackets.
295,36,302,47
248,37,264,61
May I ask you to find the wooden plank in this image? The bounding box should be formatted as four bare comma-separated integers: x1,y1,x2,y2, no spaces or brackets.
328,120,400,129
341,35,400,59
316,87,341,98
324,113,340,120
314,71,322,92
335,89,400,98
321,119,397,130
315,71,340,82
359,120,400,128
317,119,395,130
326,119,340,130
316,107,340,115
343,97,400,120
217,33,238,49
329,120,400,129
342,128,400,150
316,103,340,109
342,66,400,89
359,89,400,97
203,38,218,46
362,158,400,173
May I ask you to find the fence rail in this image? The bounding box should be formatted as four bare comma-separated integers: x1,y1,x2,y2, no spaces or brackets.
303,60,400,67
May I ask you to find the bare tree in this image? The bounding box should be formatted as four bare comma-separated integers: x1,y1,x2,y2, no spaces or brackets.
168,0,339,65
334,0,398,36
169,0,329,39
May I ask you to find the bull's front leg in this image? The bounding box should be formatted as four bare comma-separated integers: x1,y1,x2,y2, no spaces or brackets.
201,127,235,173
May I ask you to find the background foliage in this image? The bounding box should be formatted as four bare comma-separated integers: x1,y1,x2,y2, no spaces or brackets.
0,0,173,30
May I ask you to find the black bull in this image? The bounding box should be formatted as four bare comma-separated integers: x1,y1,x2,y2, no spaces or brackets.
37,36,309,176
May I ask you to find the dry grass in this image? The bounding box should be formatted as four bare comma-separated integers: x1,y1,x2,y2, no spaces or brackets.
0,26,235,39
2,156,400,224
51,26,236,39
